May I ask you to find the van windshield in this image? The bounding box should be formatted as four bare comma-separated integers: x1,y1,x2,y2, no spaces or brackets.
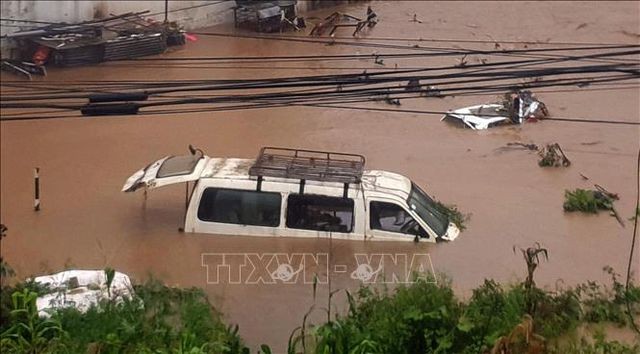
407,183,448,236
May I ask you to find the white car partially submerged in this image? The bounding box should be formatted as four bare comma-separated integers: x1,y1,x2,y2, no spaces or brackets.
123,147,460,243
33,270,133,317
442,91,548,130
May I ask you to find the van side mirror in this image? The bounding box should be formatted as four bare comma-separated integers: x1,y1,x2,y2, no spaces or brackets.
410,223,428,239
188,145,204,158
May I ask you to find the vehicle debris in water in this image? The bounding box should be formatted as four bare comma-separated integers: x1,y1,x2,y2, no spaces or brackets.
442,90,548,130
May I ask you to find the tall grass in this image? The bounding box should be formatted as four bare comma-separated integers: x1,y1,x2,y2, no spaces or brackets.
1,278,248,354
1,255,638,353
277,249,640,354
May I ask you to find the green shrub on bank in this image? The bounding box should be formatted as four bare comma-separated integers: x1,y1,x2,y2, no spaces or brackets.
284,268,640,354
1,279,248,354
1,267,638,353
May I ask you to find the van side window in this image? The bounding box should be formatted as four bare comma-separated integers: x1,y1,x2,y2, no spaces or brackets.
197,188,281,227
286,194,354,233
370,201,427,237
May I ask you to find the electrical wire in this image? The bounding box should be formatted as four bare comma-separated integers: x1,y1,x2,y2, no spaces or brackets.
190,32,640,65
3,82,638,120
2,15,636,47
226,32,639,47
3,87,639,125
2,71,636,111
144,0,230,18
3,59,637,102
3,47,636,94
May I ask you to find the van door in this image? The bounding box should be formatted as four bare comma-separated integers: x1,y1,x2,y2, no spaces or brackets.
366,198,434,242
122,154,208,192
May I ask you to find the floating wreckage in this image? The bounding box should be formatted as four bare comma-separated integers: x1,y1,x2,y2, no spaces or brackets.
233,0,303,32
0,60,47,80
4,11,186,69
442,90,549,130
33,269,134,317
538,143,571,167
309,6,377,37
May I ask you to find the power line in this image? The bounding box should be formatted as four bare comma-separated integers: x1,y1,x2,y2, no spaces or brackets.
190,32,640,65
299,104,640,126
2,71,635,111
231,32,639,48
3,82,638,120
3,47,636,91
144,0,230,18
3,60,637,102
3,91,639,126
1,14,636,48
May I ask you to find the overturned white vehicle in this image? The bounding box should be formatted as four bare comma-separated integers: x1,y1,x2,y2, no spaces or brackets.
123,146,460,243
442,90,548,130
34,270,133,317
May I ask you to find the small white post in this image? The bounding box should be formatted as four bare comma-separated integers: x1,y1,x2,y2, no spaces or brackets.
34,167,40,211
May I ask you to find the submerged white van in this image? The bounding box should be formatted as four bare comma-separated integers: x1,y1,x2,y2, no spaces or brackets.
122,147,460,243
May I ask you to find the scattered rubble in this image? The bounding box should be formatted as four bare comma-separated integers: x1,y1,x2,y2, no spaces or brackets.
538,143,571,167
0,60,47,80
424,85,444,98
409,14,423,23
594,184,619,201
442,90,548,129
403,79,444,98
506,142,539,151
498,142,571,168
502,90,549,124
309,6,377,37
5,11,186,68
233,0,303,32
405,78,421,92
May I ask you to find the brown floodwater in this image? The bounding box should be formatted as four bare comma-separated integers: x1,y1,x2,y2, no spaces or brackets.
1,1,639,350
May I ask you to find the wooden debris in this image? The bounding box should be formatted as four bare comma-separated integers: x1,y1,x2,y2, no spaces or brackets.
538,143,570,167
507,142,539,151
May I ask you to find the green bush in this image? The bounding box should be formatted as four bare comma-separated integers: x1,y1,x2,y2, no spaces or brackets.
433,202,470,231
3,266,638,354
1,278,248,354
291,269,639,354
563,189,613,213
0,288,66,354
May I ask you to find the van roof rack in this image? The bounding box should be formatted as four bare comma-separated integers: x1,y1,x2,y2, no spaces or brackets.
249,147,366,185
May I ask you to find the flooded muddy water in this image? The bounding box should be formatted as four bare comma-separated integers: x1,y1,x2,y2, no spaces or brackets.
1,1,639,350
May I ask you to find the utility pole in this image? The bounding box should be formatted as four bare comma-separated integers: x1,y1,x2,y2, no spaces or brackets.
164,0,169,23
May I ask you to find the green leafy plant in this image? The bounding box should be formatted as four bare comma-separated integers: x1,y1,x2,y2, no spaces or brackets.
433,201,471,230
0,224,15,281
289,244,637,354
578,266,640,326
0,288,66,353
550,328,640,353
104,267,115,299
56,279,248,353
563,189,614,213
